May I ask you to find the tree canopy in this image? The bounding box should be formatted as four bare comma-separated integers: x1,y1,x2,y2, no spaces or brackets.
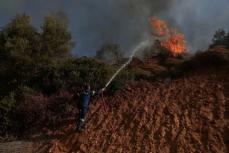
95,43,123,64
210,29,229,49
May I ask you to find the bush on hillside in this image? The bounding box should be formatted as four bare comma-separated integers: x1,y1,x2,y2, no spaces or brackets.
173,47,229,77
13,88,48,135
0,92,16,136
45,91,74,128
10,87,74,135
61,57,112,93
210,29,229,49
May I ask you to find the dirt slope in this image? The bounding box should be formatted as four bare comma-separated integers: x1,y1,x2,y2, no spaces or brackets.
47,71,228,153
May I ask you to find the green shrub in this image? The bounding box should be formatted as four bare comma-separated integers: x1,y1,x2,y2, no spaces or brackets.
14,93,48,134
45,91,74,128
7,87,74,135
29,63,64,95
59,57,112,94
0,92,16,136
210,29,229,49
58,57,134,94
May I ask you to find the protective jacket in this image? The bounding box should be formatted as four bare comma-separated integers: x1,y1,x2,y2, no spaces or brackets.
79,89,91,108
79,89,102,108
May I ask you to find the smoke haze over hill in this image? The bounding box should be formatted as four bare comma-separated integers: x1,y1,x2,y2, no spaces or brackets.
0,0,228,55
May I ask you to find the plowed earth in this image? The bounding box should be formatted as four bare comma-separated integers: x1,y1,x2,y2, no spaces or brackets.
45,69,229,153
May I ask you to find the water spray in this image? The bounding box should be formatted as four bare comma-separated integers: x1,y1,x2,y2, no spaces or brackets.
104,39,152,89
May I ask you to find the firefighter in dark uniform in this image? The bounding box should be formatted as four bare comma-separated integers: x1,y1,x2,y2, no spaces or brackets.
76,84,105,132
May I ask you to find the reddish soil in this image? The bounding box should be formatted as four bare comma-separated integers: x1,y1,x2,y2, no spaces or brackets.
45,69,229,153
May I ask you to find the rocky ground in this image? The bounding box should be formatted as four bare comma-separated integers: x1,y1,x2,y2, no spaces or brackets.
46,69,229,153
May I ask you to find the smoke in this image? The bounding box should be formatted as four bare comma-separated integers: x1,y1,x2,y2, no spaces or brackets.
72,0,171,55
0,0,228,55
166,0,229,51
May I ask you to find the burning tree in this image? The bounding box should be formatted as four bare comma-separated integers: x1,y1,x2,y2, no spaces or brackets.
150,17,186,56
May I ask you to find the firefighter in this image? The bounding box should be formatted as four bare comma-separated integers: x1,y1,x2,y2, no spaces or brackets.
76,84,105,132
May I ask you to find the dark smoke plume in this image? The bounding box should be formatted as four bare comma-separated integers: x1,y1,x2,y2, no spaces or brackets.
0,0,228,55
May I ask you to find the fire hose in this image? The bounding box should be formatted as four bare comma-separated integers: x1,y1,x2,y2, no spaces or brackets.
87,40,151,132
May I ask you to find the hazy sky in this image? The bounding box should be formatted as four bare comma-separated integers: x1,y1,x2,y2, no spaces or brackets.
0,0,228,56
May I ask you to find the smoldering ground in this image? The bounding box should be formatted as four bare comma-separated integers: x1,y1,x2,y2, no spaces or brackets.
0,0,228,55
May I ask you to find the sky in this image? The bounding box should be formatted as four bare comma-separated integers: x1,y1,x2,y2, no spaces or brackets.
0,0,228,56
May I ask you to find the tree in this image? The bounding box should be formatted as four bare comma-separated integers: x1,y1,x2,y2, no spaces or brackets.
1,14,40,63
0,14,40,97
41,12,74,60
96,43,123,64
0,29,6,77
210,29,229,49
226,31,229,48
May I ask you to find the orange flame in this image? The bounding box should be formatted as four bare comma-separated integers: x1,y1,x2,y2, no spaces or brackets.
149,17,186,55
150,17,169,37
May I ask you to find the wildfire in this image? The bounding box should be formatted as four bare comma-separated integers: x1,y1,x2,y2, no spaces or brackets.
149,17,186,55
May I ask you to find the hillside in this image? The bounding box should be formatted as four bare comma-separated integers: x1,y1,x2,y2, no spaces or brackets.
1,49,229,153
1,6,229,153
45,68,229,153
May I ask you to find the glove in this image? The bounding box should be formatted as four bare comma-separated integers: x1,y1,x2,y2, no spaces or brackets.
98,88,105,94
92,91,96,95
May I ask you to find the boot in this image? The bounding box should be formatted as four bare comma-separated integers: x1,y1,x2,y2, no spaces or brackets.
76,118,85,132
